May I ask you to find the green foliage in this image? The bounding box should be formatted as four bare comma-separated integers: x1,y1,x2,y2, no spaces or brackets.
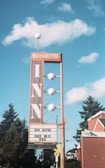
0,104,36,168
74,96,105,142
66,159,81,168
38,149,55,168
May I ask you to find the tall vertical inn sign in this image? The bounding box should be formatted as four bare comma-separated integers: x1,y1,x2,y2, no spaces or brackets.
28,52,62,148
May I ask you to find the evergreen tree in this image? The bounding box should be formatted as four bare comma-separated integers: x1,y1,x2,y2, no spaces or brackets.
73,96,105,142
0,104,36,168
43,149,54,168
1,103,18,126
38,149,55,168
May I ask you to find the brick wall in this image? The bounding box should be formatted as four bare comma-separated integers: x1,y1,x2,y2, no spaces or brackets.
81,137,105,168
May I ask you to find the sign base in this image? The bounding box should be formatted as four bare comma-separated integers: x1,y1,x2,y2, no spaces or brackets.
28,143,56,149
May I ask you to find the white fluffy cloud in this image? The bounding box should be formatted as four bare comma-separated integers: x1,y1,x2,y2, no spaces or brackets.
40,0,55,5
57,2,73,12
2,17,96,48
78,52,99,64
66,77,105,105
87,0,104,17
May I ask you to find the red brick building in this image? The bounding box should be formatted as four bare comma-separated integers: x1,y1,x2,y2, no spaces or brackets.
88,111,105,132
77,111,105,168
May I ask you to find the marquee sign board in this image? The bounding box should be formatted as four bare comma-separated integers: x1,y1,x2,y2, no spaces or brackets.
28,124,57,144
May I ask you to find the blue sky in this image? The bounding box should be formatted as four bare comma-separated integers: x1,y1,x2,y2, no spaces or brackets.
0,0,105,152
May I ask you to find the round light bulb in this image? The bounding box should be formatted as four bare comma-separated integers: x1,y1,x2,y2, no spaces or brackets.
35,32,41,39
47,104,56,111
47,88,56,95
47,73,55,80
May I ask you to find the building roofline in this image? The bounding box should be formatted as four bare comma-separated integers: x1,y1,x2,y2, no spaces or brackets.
88,111,105,121
81,129,105,137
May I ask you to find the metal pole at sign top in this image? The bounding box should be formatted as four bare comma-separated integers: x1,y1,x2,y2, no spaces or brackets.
60,59,65,168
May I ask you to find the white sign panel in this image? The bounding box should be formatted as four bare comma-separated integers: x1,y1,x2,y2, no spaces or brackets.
28,124,57,143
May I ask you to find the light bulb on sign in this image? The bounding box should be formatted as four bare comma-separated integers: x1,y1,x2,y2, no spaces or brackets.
47,104,56,111
34,32,41,52
34,32,41,39
47,73,55,80
47,88,56,95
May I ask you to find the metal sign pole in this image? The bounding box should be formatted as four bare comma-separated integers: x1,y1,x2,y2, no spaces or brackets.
55,156,58,168
60,60,65,168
